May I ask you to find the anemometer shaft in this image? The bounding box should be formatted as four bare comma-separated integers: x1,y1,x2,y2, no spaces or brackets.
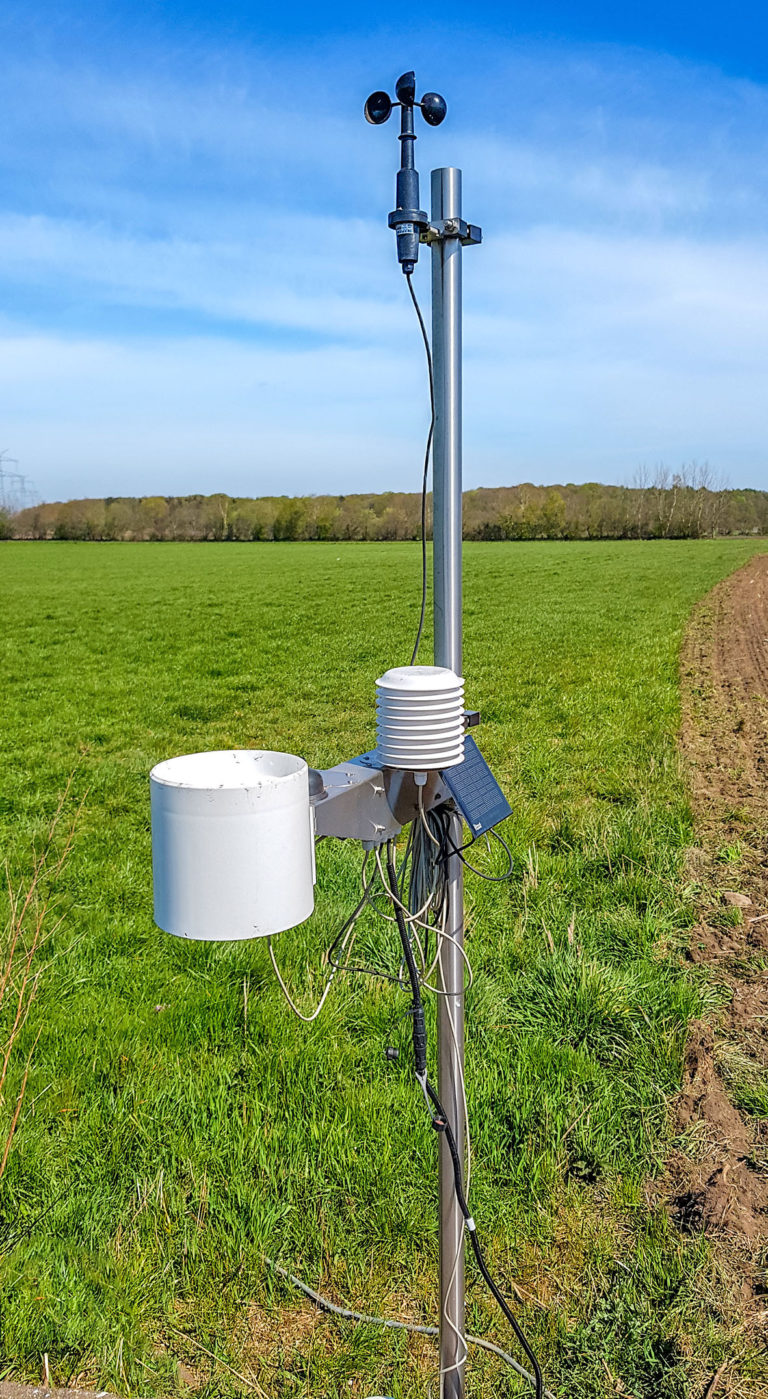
388,89,429,272
431,165,466,1399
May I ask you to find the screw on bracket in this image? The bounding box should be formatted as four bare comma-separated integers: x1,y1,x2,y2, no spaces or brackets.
421,218,482,247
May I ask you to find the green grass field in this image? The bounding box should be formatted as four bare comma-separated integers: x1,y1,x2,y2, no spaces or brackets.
1,538,765,1398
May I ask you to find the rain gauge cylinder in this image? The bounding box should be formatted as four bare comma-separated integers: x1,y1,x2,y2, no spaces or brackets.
150,749,315,940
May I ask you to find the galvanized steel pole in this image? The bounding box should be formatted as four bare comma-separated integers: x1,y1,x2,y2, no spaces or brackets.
431,165,466,1399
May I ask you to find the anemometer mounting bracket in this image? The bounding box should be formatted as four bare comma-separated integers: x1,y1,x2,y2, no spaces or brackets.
421,218,482,247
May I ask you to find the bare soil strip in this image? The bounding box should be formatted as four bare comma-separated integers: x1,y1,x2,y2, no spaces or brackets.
682,552,768,896
672,553,768,1285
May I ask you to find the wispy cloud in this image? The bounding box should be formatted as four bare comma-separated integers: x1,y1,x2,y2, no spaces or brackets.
0,329,422,499
3,21,768,495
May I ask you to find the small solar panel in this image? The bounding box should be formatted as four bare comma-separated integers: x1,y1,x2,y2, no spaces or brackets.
441,735,511,836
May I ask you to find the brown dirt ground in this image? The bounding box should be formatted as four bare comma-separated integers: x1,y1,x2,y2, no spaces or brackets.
669,553,768,1288
682,552,768,902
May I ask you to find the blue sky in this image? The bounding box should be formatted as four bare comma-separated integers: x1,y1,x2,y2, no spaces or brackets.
3,1,768,501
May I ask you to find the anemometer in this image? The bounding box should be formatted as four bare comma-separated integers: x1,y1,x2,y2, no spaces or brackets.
149,71,544,1399
365,70,446,274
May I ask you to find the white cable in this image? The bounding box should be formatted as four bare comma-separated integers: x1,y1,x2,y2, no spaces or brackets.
268,927,358,1023
420,923,474,996
388,818,473,1390
266,782,534,1387
373,848,470,998
439,952,471,1201
268,859,375,1023
422,900,448,984
269,834,469,1379
438,1166,468,1385
418,785,442,848
436,916,472,1392
374,845,434,926
376,835,466,1387
440,1241,469,1387
367,897,434,936
263,1258,556,1399
373,825,474,997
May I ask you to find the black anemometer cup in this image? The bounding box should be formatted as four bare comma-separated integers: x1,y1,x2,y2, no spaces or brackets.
363,70,447,273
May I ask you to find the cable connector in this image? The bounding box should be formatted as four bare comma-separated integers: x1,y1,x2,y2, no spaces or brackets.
411,1001,428,1077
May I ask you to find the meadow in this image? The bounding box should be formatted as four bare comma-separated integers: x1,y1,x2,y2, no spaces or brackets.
0,538,766,1398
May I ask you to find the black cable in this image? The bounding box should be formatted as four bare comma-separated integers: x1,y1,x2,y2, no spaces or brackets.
323,865,382,968
329,955,405,986
382,834,544,1397
386,841,423,1002
325,858,407,986
444,824,515,883
408,804,446,971
399,819,416,908
386,840,428,1076
405,270,435,667
424,1079,545,1399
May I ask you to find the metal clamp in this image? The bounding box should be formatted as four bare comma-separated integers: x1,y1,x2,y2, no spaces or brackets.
421,218,482,246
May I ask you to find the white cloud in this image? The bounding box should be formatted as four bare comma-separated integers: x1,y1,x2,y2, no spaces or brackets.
0,213,402,338
0,329,427,498
3,33,768,493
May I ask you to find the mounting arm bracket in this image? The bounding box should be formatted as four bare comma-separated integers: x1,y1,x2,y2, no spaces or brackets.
310,756,450,843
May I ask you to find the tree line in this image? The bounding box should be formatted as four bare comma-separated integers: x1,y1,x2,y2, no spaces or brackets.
4,466,768,543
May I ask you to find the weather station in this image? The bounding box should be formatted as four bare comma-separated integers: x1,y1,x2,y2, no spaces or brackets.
150,72,547,1399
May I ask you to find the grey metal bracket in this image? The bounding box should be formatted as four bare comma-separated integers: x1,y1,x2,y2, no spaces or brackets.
420,218,482,246
311,759,399,843
310,755,451,844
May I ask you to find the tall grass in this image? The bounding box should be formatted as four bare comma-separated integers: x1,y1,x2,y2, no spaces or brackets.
1,779,81,1186
0,539,765,1397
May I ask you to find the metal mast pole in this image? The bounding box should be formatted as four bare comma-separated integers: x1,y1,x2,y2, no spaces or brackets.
364,82,480,1393
431,165,465,1399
